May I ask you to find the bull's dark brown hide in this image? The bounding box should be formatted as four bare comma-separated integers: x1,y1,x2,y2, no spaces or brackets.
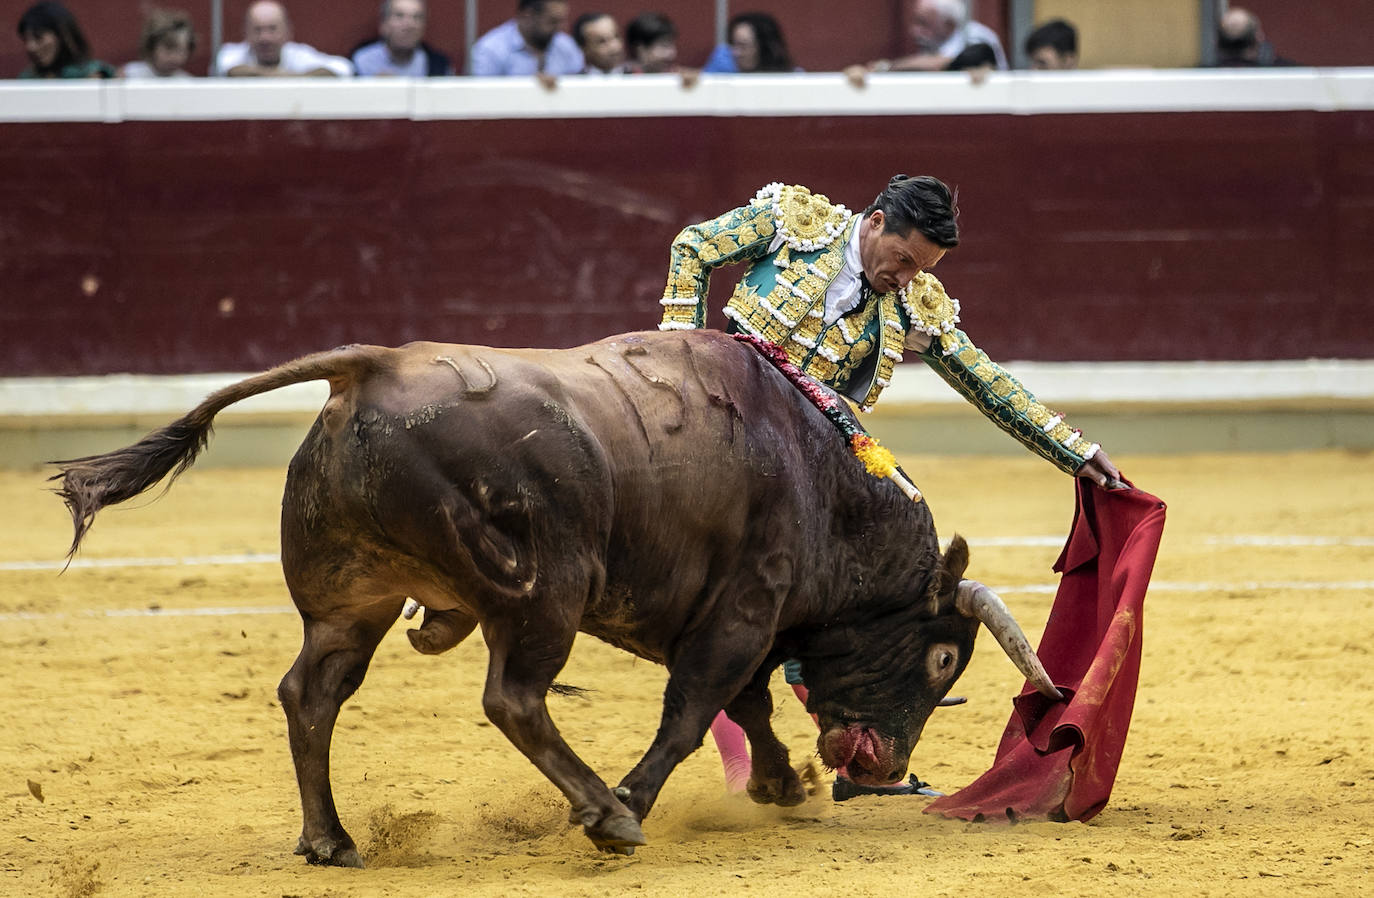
53,330,984,862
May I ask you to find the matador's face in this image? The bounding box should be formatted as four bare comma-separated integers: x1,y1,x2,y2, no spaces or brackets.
858,210,947,294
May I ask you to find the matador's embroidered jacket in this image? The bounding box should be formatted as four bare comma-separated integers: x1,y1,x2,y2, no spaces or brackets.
658,182,1100,474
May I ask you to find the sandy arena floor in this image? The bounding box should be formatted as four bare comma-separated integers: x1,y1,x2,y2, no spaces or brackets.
1,449,1371,897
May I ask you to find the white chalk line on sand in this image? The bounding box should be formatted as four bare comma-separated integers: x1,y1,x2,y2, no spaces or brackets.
3,534,1371,575
2,536,1370,622
0,552,280,572
974,535,1374,548
0,605,295,621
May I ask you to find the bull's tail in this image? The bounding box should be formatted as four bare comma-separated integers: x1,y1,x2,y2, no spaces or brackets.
50,345,389,558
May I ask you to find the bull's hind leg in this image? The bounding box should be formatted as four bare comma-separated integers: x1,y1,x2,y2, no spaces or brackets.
277,601,397,868
478,609,645,854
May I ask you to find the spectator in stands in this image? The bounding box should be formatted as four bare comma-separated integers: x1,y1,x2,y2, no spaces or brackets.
624,12,681,74
470,0,583,77
215,1,350,77
1213,7,1296,67
121,8,195,78
849,0,1006,82
1025,18,1077,70
702,12,796,73
15,1,114,78
572,12,626,75
352,0,452,77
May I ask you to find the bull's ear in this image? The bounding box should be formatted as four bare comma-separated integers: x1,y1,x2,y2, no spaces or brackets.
933,534,970,601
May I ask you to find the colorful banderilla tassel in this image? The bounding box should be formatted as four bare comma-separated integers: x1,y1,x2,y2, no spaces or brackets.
734,333,923,503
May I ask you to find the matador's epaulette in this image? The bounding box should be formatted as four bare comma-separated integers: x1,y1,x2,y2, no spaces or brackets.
755,182,852,253
901,272,961,337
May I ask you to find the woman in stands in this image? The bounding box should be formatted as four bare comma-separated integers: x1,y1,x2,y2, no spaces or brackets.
703,12,796,73
16,1,114,78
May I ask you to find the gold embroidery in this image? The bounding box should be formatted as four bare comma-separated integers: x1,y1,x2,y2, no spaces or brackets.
765,184,853,252
903,273,961,336
709,233,741,256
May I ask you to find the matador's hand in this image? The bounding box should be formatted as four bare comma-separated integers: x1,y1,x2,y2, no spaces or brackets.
1076,448,1126,490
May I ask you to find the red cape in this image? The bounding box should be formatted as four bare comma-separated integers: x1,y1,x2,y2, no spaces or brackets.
926,479,1166,823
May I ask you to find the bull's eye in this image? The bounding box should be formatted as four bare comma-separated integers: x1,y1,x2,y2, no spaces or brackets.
926,643,959,680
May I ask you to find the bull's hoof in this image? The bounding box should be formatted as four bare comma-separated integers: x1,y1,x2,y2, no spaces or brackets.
295,834,365,868
746,769,807,807
585,814,647,855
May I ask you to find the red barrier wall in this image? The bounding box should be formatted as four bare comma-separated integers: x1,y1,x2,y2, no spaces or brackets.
1243,0,1372,69
2,106,1371,376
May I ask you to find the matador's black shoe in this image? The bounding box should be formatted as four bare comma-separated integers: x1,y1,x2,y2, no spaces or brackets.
832,773,944,802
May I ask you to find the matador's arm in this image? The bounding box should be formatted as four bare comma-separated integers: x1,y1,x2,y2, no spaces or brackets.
897,273,1104,476
658,198,777,330
916,328,1102,475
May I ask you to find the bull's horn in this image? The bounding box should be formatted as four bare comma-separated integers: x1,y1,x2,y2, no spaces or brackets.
955,580,1063,700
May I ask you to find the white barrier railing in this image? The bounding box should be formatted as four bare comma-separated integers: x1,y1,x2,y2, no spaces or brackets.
5,360,1372,419
2,68,1372,124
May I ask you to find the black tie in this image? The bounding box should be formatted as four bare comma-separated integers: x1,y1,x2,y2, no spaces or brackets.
846,274,875,318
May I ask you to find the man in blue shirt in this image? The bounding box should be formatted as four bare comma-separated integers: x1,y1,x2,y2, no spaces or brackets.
470,0,584,76
352,0,453,77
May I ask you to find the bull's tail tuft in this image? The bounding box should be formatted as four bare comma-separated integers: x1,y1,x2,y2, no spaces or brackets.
48,345,389,559
50,413,215,559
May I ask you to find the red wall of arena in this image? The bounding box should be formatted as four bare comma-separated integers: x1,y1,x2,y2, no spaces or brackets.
0,1,1367,77
2,108,1371,376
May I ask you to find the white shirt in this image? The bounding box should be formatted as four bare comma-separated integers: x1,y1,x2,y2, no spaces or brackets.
214,41,353,77
121,61,192,78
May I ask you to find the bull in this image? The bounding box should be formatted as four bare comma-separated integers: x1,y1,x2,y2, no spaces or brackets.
52,330,1060,864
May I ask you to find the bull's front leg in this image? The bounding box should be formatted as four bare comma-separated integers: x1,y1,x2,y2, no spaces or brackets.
724,673,807,808
613,633,783,822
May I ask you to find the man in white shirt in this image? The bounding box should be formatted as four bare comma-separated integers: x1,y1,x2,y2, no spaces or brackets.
214,0,352,77
854,0,1008,76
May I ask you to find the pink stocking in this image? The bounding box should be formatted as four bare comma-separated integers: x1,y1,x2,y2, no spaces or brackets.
709,711,751,792
791,683,819,727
